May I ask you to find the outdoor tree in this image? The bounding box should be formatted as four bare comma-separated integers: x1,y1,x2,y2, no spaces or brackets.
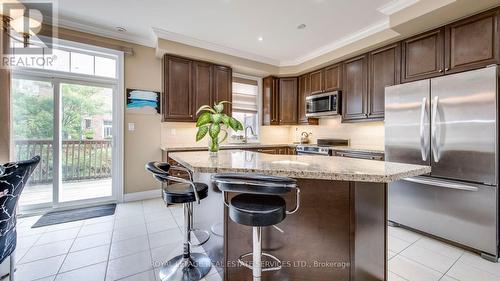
12,81,106,140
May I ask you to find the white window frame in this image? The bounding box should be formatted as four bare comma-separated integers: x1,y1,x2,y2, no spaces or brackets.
11,38,125,212
231,73,262,143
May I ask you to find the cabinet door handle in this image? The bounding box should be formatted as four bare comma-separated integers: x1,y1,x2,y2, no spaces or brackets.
438,69,443,73
445,68,449,71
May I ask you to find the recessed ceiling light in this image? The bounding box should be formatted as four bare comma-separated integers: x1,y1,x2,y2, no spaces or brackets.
297,24,306,30
116,27,127,32
258,36,264,42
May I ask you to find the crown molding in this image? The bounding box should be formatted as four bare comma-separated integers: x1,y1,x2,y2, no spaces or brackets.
279,19,392,66
377,0,420,15
55,17,156,48
152,27,280,66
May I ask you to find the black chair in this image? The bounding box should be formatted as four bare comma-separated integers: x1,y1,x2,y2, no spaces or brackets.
0,156,41,281
212,173,300,281
145,162,211,281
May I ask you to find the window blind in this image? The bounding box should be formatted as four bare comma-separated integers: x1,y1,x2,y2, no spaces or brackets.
232,77,258,113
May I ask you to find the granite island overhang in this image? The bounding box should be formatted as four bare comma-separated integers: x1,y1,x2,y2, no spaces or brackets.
168,150,431,281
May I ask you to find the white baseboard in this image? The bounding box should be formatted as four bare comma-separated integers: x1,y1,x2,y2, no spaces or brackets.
123,189,161,202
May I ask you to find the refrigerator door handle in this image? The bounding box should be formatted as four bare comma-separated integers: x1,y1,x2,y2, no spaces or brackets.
419,97,428,161
431,96,439,163
403,176,479,191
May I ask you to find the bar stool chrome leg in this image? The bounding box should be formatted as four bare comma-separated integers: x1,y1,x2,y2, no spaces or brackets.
237,226,282,281
158,203,211,281
187,203,210,247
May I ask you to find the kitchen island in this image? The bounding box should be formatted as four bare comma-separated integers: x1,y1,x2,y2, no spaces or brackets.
169,150,430,281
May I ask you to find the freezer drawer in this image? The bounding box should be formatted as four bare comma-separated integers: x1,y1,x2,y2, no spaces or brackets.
388,177,498,256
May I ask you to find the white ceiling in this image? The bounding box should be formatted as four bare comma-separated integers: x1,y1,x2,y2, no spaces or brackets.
51,0,414,66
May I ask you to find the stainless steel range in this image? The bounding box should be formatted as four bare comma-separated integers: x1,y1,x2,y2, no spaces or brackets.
295,139,349,155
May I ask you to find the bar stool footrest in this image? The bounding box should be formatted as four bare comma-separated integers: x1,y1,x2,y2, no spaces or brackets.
238,252,282,272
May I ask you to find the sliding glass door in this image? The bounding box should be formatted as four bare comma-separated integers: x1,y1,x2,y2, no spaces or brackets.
60,82,114,203
12,77,117,211
12,78,55,208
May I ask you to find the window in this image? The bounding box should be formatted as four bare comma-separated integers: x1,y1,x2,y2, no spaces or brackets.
84,118,92,129
103,120,113,139
10,39,118,78
230,76,259,142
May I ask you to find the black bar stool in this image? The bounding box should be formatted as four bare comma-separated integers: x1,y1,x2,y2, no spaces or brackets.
212,173,300,281
146,162,212,281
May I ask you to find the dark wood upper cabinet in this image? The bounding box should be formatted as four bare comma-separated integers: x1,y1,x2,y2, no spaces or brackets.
262,76,279,125
368,43,401,120
445,9,500,74
213,65,232,115
309,69,323,94
324,64,342,92
163,55,194,121
343,54,368,122
298,74,309,124
278,77,298,125
192,61,212,119
402,28,445,83
298,75,319,125
163,55,232,122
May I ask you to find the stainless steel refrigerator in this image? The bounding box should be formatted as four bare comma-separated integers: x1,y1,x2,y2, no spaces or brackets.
385,66,499,261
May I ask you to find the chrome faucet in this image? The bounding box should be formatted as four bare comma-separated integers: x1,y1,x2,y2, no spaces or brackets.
243,126,256,143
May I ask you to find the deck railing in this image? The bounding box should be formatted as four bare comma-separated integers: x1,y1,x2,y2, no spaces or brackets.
14,139,112,184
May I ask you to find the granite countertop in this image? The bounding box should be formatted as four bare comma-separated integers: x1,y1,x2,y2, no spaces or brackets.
162,143,385,154
169,150,429,183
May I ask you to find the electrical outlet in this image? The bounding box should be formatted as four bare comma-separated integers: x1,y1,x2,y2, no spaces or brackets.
171,129,176,136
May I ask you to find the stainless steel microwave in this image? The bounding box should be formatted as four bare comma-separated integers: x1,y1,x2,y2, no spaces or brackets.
305,91,341,117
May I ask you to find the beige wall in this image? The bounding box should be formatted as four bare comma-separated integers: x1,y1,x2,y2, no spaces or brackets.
123,45,163,194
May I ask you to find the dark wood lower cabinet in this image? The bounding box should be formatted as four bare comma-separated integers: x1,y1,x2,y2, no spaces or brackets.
193,175,387,281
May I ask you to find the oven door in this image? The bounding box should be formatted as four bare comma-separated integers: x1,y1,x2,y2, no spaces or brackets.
306,92,338,117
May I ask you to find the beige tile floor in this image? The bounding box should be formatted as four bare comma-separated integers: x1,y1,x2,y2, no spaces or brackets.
7,198,500,281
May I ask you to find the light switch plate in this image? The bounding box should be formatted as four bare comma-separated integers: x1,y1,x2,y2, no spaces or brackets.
128,123,135,131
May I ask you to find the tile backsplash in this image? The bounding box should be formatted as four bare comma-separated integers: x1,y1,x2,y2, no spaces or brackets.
290,116,384,147
161,116,384,148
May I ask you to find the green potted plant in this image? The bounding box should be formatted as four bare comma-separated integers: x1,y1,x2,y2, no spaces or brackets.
195,101,243,155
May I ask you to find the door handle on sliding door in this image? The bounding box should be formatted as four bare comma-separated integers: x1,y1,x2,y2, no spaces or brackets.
431,96,439,163
419,97,428,161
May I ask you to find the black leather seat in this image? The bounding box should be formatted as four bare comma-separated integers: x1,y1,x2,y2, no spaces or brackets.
212,173,296,195
229,193,286,226
163,182,208,204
